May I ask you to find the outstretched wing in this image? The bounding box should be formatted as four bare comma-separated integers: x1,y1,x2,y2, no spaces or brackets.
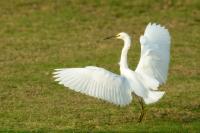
53,66,132,106
136,23,171,85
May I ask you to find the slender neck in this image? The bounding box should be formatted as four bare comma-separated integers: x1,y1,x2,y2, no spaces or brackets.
119,37,131,69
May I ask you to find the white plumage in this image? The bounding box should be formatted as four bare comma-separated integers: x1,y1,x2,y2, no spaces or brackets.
136,23,171,84
54,67,132,106
53,23,171,107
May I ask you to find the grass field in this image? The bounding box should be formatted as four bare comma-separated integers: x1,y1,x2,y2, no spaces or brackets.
0,0,200,132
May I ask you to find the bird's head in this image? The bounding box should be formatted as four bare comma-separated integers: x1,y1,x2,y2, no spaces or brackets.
116,32,130,40
104,32,131,41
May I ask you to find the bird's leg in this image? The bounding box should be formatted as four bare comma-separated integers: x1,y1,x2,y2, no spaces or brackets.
137,97,145,123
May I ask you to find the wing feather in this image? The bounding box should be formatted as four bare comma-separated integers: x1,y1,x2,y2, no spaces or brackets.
53,66,132,106
136,23,171,87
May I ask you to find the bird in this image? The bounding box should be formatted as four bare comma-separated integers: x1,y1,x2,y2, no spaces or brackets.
53,23,171,122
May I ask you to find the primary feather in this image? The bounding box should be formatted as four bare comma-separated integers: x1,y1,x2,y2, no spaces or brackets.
53,66,132,106
136,23,171,85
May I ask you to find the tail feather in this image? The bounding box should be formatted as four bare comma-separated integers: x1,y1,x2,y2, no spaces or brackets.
144,91,165,104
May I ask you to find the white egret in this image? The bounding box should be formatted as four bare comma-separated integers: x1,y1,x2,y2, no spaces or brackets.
53,23,171,122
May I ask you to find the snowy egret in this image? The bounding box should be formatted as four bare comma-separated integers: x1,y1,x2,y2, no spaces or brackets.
53,23,171,122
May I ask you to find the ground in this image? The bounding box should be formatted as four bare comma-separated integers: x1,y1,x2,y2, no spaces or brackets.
0,0,200,132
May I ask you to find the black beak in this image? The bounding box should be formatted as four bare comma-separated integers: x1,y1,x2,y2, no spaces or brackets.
103,35,117,40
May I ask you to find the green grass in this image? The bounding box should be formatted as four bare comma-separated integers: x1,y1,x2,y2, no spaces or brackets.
0,0,200,132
